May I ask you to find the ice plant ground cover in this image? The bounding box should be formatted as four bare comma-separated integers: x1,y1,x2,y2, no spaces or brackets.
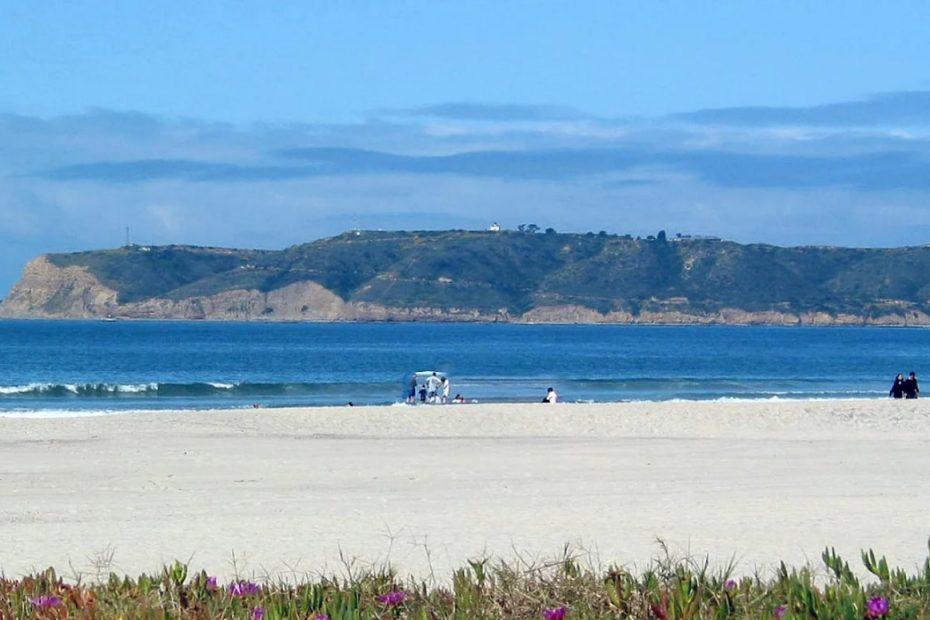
0,545,928,618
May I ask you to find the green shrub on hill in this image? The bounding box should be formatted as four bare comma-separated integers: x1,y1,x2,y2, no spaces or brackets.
44,230,930,318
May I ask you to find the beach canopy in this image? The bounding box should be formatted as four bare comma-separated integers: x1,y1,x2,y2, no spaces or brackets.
410,371,450,385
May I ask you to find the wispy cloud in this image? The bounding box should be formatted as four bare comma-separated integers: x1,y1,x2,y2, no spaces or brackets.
384,102,587,121
42,159,318,183
675,90,930,127
41,146,930,191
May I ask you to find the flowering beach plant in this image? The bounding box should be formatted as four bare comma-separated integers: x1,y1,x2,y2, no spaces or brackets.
0,545,926,618
229,580,261,597
542,606,567,619
29,595,62,610
376,590,406,606
867,596,890,618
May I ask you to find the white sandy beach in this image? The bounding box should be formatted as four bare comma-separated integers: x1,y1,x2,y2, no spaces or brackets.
1,399,929,581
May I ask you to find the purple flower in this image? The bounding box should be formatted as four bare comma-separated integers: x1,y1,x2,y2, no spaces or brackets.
312,615,330,620
724,579,737,590
29,595,63,610
250,607,265,620
774,604,787,619
866,596,890,618
542,607,567,620
228,580,261,597
206,576,218,591
376,590,406,606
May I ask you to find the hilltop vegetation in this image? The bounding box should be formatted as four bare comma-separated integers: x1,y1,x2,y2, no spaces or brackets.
6,229,930,323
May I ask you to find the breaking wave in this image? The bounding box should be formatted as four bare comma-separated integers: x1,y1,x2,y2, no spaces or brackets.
0,378,880,403
0,381,391,398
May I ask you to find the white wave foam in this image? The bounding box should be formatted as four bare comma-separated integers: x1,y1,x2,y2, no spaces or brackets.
116,383,159,393
0,383,51,394
0,383,84,394
0,382,160,395
207,382,236,390
652,395,877,404
0,409,118,419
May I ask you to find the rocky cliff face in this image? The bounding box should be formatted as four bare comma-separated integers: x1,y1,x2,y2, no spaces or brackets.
0,256,120,318
4,255,930,326
0,256,504,322
518,303,930,326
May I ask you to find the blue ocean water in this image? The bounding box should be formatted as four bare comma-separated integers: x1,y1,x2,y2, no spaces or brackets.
0,320,926,414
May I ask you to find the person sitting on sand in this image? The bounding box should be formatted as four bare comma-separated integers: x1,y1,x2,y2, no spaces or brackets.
543,387,558,403
890,373,906,399
903,372,920,399
452,393,465,403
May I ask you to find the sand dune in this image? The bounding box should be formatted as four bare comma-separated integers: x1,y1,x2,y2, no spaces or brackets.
1,399,929,581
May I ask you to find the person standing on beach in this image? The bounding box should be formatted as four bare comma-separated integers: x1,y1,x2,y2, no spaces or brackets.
903,372,920,399
427,372,442,403
890,373,906,399
407,374,418,404
441,376,451,403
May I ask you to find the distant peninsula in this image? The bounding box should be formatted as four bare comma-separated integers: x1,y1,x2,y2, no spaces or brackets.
3,229,930,325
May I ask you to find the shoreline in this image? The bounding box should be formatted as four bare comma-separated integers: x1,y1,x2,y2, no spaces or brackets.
0,394,895,418
3,398,928,435
3,399,930,581
3,315,930,328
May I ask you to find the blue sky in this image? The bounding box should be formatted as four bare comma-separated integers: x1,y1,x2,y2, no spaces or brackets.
2,1,930,293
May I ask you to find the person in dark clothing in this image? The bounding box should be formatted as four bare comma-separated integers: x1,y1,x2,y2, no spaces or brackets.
903,372,920,399
407,375,418,404
890,373,906,399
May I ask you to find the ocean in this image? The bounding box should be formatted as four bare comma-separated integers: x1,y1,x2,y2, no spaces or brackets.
0,320,926,415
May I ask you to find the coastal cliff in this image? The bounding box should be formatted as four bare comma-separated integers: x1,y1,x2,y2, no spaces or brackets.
0,256,500,322
3,230,930,325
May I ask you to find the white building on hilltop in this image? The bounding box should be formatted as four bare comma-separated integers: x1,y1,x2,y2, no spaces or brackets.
489,222,501,232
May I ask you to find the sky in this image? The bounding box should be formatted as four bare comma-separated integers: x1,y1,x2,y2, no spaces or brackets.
2,1,930,294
